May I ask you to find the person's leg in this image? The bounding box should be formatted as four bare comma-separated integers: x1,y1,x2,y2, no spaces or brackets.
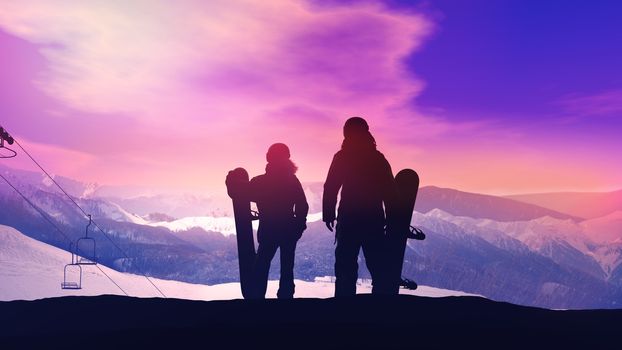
253,240,278,299
277,239,297,299
334,225,362,297
361,230,388,294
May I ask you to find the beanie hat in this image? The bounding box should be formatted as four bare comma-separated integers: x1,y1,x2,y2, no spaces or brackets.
343,117,369,138
266,143,291,163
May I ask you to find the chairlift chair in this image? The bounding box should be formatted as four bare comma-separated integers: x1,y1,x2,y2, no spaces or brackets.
61,243,82,290
76,214,97,265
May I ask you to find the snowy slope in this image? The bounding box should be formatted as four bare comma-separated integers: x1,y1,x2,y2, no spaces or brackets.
147,215,240,235
0,224,476,301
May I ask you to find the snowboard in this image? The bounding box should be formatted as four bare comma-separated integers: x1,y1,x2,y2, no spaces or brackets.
226,167,257,299
385,168,425,294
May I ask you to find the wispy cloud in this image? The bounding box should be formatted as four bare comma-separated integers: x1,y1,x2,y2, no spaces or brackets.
0,1,432,126
4,1,614,193
557,90,622,118
0,0,445,187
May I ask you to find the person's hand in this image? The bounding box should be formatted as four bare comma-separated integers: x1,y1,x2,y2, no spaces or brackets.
325,220,335,232
295,221,307,240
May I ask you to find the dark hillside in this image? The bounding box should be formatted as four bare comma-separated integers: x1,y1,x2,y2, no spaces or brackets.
1,295,620,349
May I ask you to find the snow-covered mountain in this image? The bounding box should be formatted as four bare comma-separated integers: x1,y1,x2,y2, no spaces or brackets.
3,164,622,308
403,213,622,308
144,212,323,236
0,164,99,199
147,215,239,236
106,193,229,219
0,224,476,301
420,208,622,279
0,170,146,228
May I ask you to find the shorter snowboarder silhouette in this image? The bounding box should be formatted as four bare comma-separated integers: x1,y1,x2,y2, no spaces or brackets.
248,143,309,299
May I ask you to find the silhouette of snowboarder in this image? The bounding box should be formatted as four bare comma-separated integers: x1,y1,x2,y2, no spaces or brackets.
323,117,396,296
248,143,309,299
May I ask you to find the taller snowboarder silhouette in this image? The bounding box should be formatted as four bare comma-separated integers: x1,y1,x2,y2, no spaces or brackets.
322,117,397,296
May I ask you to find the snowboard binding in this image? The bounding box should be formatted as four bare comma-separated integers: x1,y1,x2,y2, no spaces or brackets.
400,278,418,290
407,226,426,240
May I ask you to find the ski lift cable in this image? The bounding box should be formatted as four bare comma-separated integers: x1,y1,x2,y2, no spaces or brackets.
0,172,73,245
0,172,129,296
90,219,168,298
94,264,129,296
13,138,92,218
10,136,167,298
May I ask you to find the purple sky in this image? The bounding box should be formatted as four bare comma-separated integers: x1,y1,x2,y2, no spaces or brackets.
0,0,620,194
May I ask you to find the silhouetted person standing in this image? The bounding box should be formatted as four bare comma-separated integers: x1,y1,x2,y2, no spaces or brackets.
249,143,309,299
323,117,396,296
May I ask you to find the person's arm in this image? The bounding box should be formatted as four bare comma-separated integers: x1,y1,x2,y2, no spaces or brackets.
247,176,261,203
378,153,397,227
322,152,343,232
293,176,309,234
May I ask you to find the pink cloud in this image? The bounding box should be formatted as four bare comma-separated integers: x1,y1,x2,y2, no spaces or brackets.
557,90,622,117
3,137,95,179
5,1,615,194
0,0,440,189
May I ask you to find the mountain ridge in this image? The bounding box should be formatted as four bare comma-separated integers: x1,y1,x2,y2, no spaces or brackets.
416,186,583,222
506,189,622,219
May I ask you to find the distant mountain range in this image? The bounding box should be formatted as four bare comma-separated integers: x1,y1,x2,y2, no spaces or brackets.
416,186,581,221
506,190,622,219
1,164,621,308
